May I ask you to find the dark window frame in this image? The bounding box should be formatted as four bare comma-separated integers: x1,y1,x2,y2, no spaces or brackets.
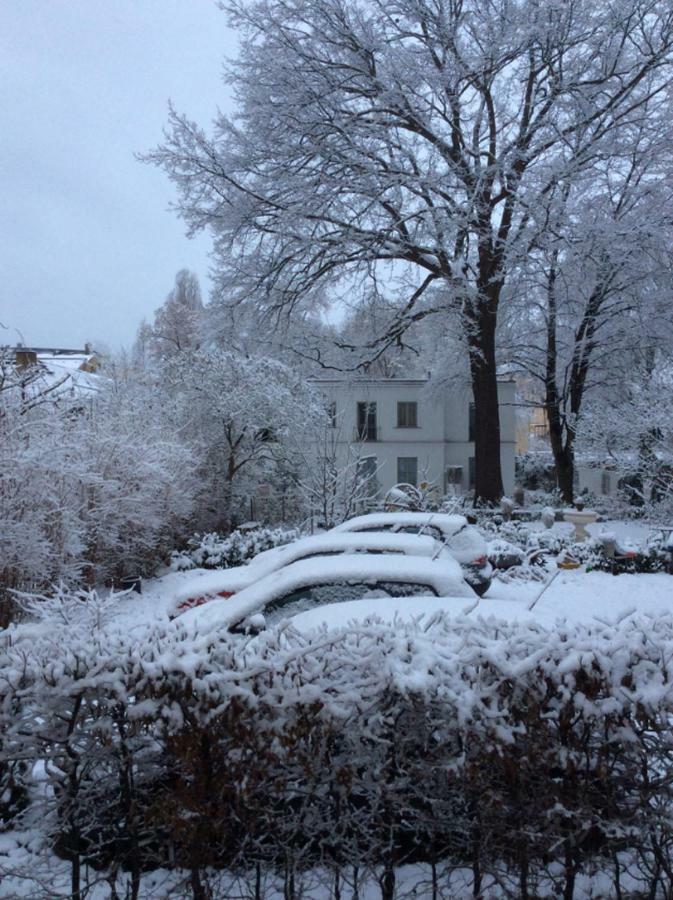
396,400,418,428
356,401,378,440
397,456,418,486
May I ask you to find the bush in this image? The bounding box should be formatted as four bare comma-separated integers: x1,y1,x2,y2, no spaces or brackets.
5,601,673,897
515,452,558,491
170,525,300,570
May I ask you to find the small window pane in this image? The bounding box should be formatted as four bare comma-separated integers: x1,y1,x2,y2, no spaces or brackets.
397,457,418,486
397,401,418,428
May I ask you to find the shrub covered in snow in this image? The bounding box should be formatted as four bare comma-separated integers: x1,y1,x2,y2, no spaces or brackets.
515,452,558,492
0,367,198,625
170,526,300,571
481,518,600,568
4,596,673,897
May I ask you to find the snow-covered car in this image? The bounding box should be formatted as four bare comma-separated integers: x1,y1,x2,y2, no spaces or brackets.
290,595,463,633
330,512,493,596
177,553,476,634
168,531,462,617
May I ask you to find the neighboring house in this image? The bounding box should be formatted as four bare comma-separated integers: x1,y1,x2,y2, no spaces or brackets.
513,374,549,454
312,377,516,497
575,461,620,499
6,345,102,404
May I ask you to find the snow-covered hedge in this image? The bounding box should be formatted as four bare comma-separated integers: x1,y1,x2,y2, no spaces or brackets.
4,597,673,898
170,525,300,570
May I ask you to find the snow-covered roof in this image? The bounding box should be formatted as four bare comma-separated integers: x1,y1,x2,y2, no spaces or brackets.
177,552,474,634
9,347,102,403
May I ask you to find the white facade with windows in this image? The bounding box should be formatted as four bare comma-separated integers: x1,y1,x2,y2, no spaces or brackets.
312,377,516,497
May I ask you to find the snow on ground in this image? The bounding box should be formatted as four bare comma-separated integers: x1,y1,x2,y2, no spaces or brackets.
481,569,672,626
478,518,672,626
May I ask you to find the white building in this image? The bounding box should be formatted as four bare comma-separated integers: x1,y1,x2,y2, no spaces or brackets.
312,377,516,498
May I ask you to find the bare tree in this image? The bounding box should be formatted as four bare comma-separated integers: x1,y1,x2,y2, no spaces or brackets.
141,269,204,362
504,121,673,502
147,0,673,503
166,350,322,529
292,410,381,527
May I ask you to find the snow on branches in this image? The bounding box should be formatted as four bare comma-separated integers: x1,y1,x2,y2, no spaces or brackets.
4,604,673,896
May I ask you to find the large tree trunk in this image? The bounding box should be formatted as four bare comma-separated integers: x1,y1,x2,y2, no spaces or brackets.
467,302,504,505
549,427,575,505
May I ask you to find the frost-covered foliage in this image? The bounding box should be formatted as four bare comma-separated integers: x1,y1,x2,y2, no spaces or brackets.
5,599,673,898
481,518,672,578
163,350,323,530
170,526,299,571
290,416,381,528
0,364,197,625
148,0,673,505
515,452,558,492
578,365,673,519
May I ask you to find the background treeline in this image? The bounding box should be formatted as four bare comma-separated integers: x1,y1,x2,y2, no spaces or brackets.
3,599,673,899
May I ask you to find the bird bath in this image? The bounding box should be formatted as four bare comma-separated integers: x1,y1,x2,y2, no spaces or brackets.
563,508,598,541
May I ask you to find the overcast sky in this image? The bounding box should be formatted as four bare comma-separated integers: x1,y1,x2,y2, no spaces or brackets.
1,1,236,351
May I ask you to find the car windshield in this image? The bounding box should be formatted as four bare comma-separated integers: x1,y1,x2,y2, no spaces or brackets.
263,580,435,626
395,524,443,540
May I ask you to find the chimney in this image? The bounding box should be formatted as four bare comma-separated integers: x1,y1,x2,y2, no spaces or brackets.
15,349,37,370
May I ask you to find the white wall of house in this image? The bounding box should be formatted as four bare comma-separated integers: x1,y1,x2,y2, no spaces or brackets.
312,377,516,497
576,464,620,499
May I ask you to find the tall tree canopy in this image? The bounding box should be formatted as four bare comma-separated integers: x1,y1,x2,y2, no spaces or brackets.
149,0,673,502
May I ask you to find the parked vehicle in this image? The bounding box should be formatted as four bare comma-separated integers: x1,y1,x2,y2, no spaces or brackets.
168,530,466,618
330,512,493,596
290,595,464,633
177,553,476,634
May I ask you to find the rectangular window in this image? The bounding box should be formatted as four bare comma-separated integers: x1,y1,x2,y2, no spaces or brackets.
357,456,378,496
601,471,611,495
326,400,337,428
468,456,476,489
397,401,418,428
356,401,378,441
445,465,463,489
397,456,418,486
468,402,476,442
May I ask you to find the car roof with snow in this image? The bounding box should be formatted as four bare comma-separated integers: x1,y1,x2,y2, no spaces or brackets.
331,511,469,538
177,552,474,633
248,530,447,568
168,530,452,606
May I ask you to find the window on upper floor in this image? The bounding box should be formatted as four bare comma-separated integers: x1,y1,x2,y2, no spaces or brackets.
469,402,476,442
397,456,418,486
397,401,418,428
356,401,378,441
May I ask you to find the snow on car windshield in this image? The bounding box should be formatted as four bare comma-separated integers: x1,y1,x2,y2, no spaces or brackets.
262,581,434,626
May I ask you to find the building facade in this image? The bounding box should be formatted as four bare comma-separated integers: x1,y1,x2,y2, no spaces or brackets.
313,377,517,498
